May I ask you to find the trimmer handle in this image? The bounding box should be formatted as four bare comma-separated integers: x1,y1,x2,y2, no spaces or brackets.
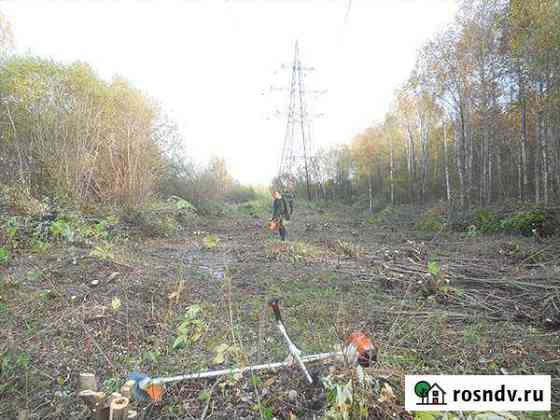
268,298,283,323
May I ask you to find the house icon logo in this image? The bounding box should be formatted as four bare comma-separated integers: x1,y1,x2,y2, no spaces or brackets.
414,381,447,405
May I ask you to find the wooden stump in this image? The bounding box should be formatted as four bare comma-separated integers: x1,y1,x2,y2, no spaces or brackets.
79,390,107,420
79,373,97,392
79,374,138,420
78,390,106,409
109,397,129,420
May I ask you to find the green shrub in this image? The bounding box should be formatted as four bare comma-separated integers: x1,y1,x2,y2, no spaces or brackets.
167,196,197,213
457,208,548,236
415,208,444,232
499,209,545,235
472,208,500,233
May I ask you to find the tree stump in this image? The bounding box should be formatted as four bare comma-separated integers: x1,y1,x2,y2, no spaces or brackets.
79,373,97,392
109,397,129,420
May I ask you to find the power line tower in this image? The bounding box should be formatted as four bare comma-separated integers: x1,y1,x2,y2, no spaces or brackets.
275,41,323,200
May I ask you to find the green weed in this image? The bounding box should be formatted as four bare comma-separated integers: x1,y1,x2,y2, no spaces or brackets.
202,234,220,250
322,366,378,419
463,322,487,345
1,351,31,375
465,225,480,237
31,239,49,253
173,304,206,350
142,350,161,365
0,247,9,265
50,218,81,242
4,217,19,241
103,376,122,393
174,197,197,212
26,271,43,282
89,243,115,261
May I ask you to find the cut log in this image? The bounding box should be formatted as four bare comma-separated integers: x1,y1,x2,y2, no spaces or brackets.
78,390,105,409
79,390,108,420
94,403,110,420
109,397,129,420
79,373,97,392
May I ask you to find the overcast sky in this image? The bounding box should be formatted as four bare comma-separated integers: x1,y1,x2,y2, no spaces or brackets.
3,0,457,185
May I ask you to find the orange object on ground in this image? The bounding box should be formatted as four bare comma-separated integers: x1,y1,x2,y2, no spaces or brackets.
145,383,165,401
268,220,279,231
347,331,377,367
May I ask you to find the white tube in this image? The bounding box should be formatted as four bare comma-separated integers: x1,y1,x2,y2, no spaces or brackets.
151,351,340,386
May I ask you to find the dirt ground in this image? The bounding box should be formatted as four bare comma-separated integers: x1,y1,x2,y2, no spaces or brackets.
1,203,559,419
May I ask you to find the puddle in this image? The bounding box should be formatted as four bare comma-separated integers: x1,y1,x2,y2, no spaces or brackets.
183,250,233,281
148,248,233,281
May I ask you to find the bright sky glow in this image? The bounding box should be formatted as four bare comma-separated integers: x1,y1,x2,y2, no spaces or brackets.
3,0,458,185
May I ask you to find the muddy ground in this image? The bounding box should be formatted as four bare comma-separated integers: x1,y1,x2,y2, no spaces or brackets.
1,203,559,419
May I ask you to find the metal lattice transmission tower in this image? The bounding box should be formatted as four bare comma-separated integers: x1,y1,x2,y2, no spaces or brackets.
277,41,322,200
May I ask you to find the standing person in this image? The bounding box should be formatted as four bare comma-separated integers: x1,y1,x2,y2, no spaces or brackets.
271,191,288,241
283,190,295,217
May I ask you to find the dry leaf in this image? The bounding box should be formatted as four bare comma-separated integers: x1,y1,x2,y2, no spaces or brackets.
378,383,396,403
213,343,230,364
111,297,121,311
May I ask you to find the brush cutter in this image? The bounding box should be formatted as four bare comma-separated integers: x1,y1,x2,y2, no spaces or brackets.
127,298,375,401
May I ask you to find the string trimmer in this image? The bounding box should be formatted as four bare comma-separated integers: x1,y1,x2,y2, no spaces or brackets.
128,298,375,401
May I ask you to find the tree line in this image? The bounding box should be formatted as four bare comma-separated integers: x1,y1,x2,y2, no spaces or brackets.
315,0,560,211
0,12,255,211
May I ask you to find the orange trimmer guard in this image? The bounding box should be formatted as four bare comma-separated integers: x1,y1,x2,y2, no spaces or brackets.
146,383,166,401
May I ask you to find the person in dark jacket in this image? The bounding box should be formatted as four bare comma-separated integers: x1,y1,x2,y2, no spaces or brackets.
271,191,288,241
283,191,295,216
